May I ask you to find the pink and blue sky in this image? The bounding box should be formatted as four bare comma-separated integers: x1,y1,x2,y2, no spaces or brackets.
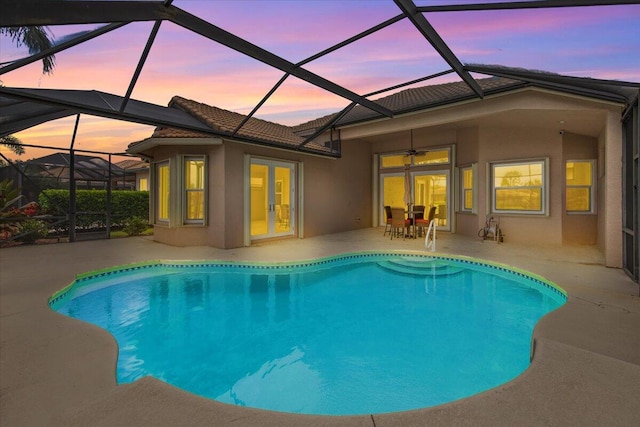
1,0,639,160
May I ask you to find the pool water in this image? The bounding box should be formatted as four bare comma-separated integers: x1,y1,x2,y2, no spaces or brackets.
50,253,566,415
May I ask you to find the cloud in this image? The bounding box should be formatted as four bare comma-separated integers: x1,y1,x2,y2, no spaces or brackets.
2,1,638,156
7,116,154,162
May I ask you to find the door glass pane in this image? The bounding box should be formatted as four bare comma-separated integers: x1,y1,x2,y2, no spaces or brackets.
382,175,406,209
250,164,269,236
414,173,447,226
275,166,291,233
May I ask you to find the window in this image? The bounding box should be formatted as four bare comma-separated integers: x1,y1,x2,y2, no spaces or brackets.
566,160,595,213
491,159,547,214
156,162,170,223
138,177,148,191
380,148,450,169
184,157,205,224
460,165,475,212
380,154,405,168
414,149,449,165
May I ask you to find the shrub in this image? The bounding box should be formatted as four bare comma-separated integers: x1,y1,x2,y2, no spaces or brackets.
122,216,149,236
16,219,48,244
39,190,149,228
0,178,22,213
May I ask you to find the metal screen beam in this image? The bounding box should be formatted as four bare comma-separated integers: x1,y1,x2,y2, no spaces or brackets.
299,103,357,148
0,1,168,26
119,20,163,113
0,22,128,75
0,87,215,134
168,7,393,118
0,109,75,137
466,64,640,89
232,74,290,136
417,0,640,12
297,14,406,67
465,64,636,103
394,0,483,98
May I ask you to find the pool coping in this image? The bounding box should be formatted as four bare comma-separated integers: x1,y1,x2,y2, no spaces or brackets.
2,230,638,426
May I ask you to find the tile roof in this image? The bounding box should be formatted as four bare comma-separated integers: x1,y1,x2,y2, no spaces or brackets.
115,159,148,170
342,77,523,127
143,77,527,154
291,77,524,131
149,96,333,154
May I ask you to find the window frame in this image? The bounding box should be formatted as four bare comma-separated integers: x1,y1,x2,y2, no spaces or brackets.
459,163,476,213
182,155,207,225
565,159,596,214
490,158,549,215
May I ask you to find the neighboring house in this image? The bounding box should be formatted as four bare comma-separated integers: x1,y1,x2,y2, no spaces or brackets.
0,153,132,203
127,73,639,276
115,159,149,191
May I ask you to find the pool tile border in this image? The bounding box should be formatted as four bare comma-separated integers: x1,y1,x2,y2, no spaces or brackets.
49,250,567,306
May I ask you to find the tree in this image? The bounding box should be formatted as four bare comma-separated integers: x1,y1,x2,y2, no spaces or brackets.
500,171,522,187
0,135,25,156
0,135,25,167
0,26,56,74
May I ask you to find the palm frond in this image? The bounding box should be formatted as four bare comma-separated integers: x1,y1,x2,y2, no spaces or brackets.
0,135,26,155
0,26,56,74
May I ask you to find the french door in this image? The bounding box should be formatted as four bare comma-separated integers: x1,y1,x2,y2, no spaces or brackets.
250,159,295,239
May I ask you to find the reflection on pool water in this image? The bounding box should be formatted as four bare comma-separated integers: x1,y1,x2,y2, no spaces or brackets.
50,252,566,415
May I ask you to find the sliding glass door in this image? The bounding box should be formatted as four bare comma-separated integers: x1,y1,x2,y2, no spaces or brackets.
379,170,450,230
413,171,450,230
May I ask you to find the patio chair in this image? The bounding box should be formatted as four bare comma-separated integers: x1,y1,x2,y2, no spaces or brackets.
383,205,392,236
390,207,410,240
412,205,425,236
415,206,436,237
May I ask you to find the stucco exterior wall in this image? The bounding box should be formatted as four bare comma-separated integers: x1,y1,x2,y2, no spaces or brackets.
139,88,625,264
478,126,564,245
148,139,372,249
455,127,480,237
147,145,222,247
601,111,624,267
562,132,598,245
302,140,373,237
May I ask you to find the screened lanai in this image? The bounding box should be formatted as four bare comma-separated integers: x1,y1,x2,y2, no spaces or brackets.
1,0,639,280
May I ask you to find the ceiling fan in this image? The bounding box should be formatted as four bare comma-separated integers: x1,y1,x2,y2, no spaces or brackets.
403,129,426,164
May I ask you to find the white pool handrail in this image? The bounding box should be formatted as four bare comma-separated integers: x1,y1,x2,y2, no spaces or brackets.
425,219,436,252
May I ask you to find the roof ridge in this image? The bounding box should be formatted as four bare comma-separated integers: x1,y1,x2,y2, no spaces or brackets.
170,95,295,132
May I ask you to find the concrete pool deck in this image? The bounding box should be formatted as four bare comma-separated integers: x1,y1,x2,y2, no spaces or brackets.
1,228,639,426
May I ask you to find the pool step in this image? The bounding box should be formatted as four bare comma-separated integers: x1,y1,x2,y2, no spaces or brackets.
377,258,464,277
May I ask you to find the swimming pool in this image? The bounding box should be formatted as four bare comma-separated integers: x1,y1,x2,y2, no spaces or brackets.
50,252,566,415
